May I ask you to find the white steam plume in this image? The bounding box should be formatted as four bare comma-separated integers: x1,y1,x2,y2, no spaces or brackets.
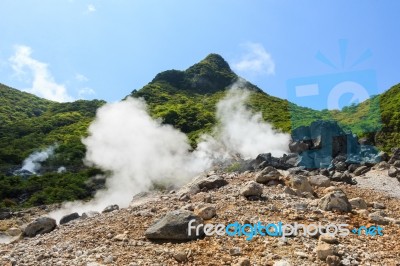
49,81,290,221
195,80,290,161
20,145,56,173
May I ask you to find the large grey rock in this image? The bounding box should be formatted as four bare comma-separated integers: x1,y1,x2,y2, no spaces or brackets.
23,217,57,237
241,181,263,197
59,212,80,225
196,175,227,190
145,210,204,240
318,191,352,212
0,210,11,220
308,175,331,187
255,166,281,183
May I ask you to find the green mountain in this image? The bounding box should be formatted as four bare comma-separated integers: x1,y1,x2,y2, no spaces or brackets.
0,53,398,209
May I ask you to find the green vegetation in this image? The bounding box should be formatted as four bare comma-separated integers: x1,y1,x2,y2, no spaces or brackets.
0,168,103,209
0,54,398,209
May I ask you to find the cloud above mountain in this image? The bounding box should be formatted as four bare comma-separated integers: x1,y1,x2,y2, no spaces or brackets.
9,45,74,102
232,42,275,77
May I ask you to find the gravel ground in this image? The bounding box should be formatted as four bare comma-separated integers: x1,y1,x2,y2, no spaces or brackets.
354,169,400,198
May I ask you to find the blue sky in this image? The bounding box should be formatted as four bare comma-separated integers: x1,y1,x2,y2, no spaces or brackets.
0,0,399,108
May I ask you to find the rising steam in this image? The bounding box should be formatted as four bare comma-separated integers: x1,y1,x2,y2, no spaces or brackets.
19,145,56,174
49,81,289,221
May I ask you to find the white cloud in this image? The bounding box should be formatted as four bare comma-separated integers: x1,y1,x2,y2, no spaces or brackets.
232,42,275,76
87,4,96,12
9,45,74,102
75,73,89,82
78,87,95,98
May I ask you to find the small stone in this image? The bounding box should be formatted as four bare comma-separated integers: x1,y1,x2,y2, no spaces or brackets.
104,255,114,264
81,211,100,219
102,205,119,213
388,167,399,177
294,251,308,258
308,175,331,187
195,205,216,220
326,255,341,266
114,233,127,241
273,260,292,266
316,242,335,260
349,197,368,209
319,235,339,244
283,186,297,196
368,213,389,225
372,202,385,209
6,227,22,237
235,258,250,266
204,195,212,203
173,251,187,262
240,181,263,197
255,166,281,183
229,247,241,256
354,166,370,176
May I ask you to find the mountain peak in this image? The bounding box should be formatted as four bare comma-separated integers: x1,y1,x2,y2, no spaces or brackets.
183,53,237,94
199,53,232,72
147,53,237,95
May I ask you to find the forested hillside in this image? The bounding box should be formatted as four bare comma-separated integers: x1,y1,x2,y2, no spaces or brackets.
0,54,398,209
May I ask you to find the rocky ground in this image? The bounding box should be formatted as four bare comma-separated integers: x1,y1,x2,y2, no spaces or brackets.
1,156,400,266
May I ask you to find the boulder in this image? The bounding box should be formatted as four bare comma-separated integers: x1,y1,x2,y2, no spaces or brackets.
349,197,368,209
255,166,281,183
196,175,228,190
102,204,119,213
59,212,80,225
81,211,100,219
240,181,263,197
393,160,400,168
145,210,203,240
318,191,352,212
0,210,11,220
308,175,331,187
23,217,57,237
249,153,294,170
